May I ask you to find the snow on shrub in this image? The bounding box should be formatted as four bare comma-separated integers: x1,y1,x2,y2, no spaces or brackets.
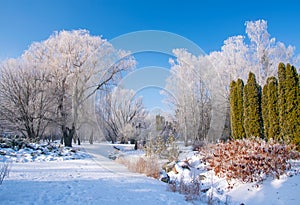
168,174,201,201
200,138,300,185
0,140,89,162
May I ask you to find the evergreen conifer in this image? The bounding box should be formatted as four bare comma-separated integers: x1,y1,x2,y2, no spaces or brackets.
243,72,264,138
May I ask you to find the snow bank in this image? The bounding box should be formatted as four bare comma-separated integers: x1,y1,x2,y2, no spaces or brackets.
165,141,300,204
0,142,89,163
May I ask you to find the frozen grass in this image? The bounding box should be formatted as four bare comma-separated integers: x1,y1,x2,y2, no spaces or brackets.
0,162,10,185
116,155,160,179
168,174,201,201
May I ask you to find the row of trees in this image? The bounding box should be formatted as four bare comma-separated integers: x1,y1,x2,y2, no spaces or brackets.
0,29,175,147
163,19,299,145
230,63,300,149
1,20,299,147
0,30,136,146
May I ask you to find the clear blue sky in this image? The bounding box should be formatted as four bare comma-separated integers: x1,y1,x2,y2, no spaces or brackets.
1,0,300,110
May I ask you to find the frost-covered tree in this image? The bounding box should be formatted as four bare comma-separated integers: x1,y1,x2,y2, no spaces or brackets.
245,20,296,84
209,19,298,89
23,30,135,146
164,49,212,146
209,35,250,91
97,88,147,143
0,59,55,141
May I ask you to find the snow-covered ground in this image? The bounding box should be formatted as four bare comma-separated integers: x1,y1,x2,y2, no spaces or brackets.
0,143,189,205
228,173,300,204
1,142,300,205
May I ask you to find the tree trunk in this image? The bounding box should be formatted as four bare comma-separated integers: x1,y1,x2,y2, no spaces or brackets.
63,124,75,147
89,130,94,144
73,136,77,144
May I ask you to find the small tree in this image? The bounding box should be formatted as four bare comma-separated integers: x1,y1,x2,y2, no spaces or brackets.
144,136,155,157
155,135,166,158
167,134,179,162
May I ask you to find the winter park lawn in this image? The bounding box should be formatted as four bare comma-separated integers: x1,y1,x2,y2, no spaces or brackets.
0,143,189,205
0,142,300,205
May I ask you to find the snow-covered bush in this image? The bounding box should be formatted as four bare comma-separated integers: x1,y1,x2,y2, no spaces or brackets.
168,174,201,201
0,140,89,162
200,138,300,185
0,136,28,150
143,134,179,161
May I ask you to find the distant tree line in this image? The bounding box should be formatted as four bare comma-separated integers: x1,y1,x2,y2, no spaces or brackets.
230,63,300,150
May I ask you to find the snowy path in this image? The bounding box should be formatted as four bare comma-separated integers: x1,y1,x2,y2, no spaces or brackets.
0,143,190,205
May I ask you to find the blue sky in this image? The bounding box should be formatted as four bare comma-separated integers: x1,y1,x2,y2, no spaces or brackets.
1,0,300,111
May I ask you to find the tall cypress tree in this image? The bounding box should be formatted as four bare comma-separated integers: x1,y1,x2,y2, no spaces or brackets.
230,79,245,139
243,72,264,138
285,64,300,149
297,71,300,150
236,79,245,139
298,72,300,150
262,82,269,139
266,77,280,141
278,63,287,141
229,80,237,139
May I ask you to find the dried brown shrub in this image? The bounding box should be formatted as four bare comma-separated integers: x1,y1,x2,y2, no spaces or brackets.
116,156,160,179
200,138,300,184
